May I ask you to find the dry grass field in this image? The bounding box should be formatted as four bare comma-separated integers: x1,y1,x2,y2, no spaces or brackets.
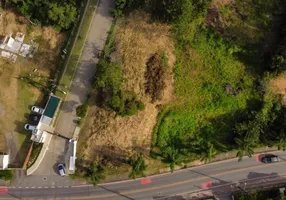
78,12,175,165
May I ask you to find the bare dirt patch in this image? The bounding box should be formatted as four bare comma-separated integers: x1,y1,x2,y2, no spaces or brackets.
271,72,286,105
0,135,7,153
78,11,175,165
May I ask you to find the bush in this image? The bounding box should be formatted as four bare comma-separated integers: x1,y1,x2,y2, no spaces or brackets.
109,91,145,116
76,104,88,118
27,143,43,168
84,161,105,186
0,170,13,181
128,154,147,179
137,101,145,111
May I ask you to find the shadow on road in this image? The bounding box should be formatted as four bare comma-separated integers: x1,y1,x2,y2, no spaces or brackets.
98,185,135,200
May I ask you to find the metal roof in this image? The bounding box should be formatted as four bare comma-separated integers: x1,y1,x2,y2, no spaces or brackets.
43,95,60,119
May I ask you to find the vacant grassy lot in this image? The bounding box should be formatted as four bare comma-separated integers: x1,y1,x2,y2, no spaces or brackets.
77,0,285,180
77,12,175,167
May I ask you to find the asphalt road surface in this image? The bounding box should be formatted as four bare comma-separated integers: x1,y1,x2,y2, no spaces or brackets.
4,151,286,200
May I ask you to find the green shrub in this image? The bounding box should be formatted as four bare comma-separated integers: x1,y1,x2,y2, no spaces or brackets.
137,101,145,111
109,91,144,116
128,154,147,179
27,143,43,168
76,104,88,118
84,161,105,186
0,170,13,181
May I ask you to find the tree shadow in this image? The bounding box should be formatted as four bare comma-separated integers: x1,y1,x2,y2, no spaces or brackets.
61,100,78,113
9,120,32,168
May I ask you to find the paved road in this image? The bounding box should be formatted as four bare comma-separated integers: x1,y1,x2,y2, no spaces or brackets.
56,0,115,139
5,151,286,199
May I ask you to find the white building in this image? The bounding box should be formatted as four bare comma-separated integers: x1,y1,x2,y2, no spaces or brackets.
0,154,9,170
30,95,61,143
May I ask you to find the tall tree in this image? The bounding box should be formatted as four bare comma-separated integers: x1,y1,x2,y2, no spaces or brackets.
11,0,78,29
162,145,185,172
85,161,105,186
128,154,147,180
235,138,255,162
200,142,217,163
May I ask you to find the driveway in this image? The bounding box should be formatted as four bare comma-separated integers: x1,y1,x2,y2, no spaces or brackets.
55,0,115,139
11,136,84,188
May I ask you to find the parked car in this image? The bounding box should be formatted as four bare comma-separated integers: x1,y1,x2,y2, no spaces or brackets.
58,163,66,177
262,155,280,163
29,114,41,124
24,124,36,131
31,106,44,114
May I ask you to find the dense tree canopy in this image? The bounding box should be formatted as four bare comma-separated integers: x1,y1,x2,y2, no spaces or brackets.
11,0,78,29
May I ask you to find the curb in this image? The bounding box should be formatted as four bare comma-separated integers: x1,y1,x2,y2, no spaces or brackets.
26,135,52,176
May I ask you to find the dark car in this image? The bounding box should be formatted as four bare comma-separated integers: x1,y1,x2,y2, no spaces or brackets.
58,163,66,177
29,114,41,124
262,155,280,163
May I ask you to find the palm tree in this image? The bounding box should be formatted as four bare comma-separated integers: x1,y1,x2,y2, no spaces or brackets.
85,161,105,186
235,138,255,162
162,145,185,172
200,142,217,164
128,154,147,180
278,138,286,151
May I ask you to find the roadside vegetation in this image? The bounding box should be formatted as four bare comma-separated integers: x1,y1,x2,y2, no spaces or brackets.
27,142,43,168
84,161,105,186
0,170,13,181
128,154,147,179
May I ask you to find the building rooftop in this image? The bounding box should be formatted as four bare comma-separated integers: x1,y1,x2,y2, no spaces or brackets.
0,154,9,169
43,95,60,119
39,95,60,126
30,129,47,143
